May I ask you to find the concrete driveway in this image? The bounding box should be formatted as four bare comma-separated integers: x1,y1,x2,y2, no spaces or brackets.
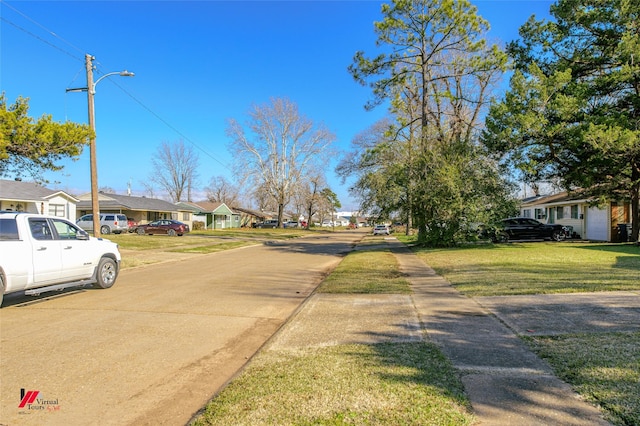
0,231,363,426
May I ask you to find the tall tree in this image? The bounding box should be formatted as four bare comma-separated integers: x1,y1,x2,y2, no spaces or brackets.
0,94,93,182
205,175,241,206
294,172,330,229
149,140,199,203
347,0,512,245
483,0,640,242
227,97,335,227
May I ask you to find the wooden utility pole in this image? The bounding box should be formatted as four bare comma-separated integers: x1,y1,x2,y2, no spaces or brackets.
85,53,101,238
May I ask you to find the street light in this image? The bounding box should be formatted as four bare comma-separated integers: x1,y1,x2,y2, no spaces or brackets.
67,53,134,237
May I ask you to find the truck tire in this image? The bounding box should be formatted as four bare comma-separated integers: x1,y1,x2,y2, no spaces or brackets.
95,257,118,289
0,275,4,307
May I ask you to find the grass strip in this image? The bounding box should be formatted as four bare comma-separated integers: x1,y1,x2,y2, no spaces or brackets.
318,249,411,294
193,343,473,426
525,332,640,426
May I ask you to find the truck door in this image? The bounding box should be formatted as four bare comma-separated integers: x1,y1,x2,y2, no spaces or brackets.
51,218,95,280
28,218,62,284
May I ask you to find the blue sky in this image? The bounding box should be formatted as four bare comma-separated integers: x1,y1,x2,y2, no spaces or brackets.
1,0,553,211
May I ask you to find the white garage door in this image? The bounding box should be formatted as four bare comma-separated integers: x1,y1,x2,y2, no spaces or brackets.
585,206,609,241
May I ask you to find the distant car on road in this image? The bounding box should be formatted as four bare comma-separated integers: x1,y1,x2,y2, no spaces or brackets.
493,217,568,242
373,224,390,235
136,219,189,236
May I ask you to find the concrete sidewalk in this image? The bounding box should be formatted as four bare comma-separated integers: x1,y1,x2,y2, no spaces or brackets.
269,237,618,425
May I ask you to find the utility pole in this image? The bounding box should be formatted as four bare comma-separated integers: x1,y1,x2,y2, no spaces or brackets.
85,54,101,238
67,54,133,237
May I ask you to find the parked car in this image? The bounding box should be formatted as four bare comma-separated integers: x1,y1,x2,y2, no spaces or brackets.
493,217,569,242
283,221,298,228
127,218,138,232
76,213,128,235
254,219,279,228
373,224,390,235
136,219,189,236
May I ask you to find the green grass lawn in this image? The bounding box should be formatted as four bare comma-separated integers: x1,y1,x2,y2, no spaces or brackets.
319,249,412,294
407,242,640,296
193,343,472,426
525,332,640,426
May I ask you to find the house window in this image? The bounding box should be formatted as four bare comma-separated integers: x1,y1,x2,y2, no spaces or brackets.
571,205,579,219
182,212,190,221
535,208,545,220
556,206,564,219
522,209,532,218
48,204,66,217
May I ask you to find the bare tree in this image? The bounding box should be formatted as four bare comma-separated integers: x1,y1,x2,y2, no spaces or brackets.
227,98,335,226
149,140,199,203
205,175,241,206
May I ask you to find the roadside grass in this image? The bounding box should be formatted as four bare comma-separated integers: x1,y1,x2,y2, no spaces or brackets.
405,241,640,297
318,249,412,294
193,343,473,426
525,332,640,426
399,238,640,425
107,233,202,250
192,242,474,425
106,229,308,269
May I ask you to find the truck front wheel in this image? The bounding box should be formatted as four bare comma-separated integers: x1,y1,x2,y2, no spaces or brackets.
0,275,4,307
95,257,118,289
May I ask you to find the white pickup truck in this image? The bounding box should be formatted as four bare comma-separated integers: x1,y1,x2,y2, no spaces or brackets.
0,211,121,307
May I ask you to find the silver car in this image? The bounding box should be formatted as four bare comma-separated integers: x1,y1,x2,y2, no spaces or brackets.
373,224,390,235
76,213,128,235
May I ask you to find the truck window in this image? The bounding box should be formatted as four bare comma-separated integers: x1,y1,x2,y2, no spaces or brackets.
29,218,54,240
51,219,82,240
0,218,20,240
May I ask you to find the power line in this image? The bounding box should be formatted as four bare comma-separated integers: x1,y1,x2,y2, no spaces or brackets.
108,76,231,171
2,0,231,172
0,0,83,61
0,17,82,63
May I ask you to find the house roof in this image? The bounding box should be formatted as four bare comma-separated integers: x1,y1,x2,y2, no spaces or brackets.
76,192,185,212
177,201,235,215
0,179,78,202
521,190,591,207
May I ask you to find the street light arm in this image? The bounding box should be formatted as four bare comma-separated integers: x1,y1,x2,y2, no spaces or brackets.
92,70,135,93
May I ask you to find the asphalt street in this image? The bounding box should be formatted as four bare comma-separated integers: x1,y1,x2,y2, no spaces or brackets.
0,231,362,426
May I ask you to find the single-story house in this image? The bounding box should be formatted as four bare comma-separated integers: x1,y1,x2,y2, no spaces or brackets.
0,179,78,221
231,206,265,228
177,201,241,229
520,191,632,242
76,192,192,228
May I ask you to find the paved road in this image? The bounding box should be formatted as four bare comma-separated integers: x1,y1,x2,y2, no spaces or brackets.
0,231,363,426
